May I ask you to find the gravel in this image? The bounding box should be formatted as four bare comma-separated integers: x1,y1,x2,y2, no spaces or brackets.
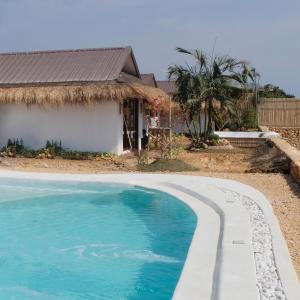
222,188,287,300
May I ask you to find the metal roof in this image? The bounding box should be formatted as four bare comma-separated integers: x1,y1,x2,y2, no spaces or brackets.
156,80,177,95
0,47,140,86
141,73,157,87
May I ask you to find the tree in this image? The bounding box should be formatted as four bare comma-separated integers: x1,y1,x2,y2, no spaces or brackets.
259,84,294,98
168,47,257,145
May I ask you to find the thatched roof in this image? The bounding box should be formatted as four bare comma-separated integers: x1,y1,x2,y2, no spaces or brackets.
0,47,170,110
0,82,170,109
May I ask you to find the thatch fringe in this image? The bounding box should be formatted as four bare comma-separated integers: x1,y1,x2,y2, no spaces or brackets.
0,82,170,110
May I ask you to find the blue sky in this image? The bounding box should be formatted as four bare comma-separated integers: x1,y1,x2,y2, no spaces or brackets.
0,0,299,96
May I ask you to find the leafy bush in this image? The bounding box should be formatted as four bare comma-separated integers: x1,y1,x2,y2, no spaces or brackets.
7,138,24,152
242,108,258,129
1,138,113,160
19,149,42,158
46,140,63,153
259,84,294,98
208,133,220,146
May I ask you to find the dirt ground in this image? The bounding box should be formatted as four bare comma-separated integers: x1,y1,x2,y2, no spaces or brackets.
0,151,299,281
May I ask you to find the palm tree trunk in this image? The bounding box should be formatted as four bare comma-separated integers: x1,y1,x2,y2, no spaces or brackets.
198,108,202,138
203,110,207,140
184,115,193,139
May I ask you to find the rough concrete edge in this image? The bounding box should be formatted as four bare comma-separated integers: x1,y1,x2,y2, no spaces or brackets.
164,183,225,300
207,177,300,300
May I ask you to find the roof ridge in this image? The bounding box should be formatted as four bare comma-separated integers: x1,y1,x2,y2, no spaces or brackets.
0,46,132,56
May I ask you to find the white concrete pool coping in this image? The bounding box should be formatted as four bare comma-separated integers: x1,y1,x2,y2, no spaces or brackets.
0,170,299,300
215,130,279,139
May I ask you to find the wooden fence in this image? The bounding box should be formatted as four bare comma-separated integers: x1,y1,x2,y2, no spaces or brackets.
258,98,300,127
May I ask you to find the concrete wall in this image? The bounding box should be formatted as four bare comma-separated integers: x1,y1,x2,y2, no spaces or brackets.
0,102,124,154
260,126,300,183
268,135,300,183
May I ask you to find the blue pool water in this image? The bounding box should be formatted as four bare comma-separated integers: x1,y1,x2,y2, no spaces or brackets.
0,179,196,300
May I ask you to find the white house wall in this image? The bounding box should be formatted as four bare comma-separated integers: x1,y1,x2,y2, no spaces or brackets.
169,111,208,134
0,102,123,154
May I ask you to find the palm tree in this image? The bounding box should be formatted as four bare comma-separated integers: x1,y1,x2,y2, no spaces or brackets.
168,47,257,145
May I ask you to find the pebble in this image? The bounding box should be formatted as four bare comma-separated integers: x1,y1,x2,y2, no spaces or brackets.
223,189,288,300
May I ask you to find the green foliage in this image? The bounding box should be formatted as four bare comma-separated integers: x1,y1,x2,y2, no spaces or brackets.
170,145,184,159
208,133,220,146
242,108,258,129
19,149,43,158
6,138,24,152
1,138,113,160
259,84,294,98
138,159,199,172
168,47,258,146
46,140,63,153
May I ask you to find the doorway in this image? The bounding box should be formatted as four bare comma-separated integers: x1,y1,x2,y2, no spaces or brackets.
123,99,139,150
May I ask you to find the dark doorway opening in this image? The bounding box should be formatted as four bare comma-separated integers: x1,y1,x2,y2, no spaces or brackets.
123,99,139,150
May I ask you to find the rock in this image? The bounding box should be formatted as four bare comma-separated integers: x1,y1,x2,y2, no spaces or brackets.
269,127,300,149
36,153,46,159
221,189,288,300
7,151,15,157
219,138,230,146
200,142,209,149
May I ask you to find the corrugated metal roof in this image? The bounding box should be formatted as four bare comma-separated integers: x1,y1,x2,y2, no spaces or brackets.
156,80,177,95
141,73,157,87
0,47,138,85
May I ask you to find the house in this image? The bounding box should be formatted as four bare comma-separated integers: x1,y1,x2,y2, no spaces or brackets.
141,74,158,88
0,47,168,154
157,80,177,96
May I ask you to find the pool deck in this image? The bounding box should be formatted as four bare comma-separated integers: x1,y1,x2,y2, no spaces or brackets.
0,170,299,300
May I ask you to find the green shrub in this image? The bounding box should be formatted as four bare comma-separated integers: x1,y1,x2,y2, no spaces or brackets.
19,149,42,158
242,108,258,129
6,138,24,153
209,133,220,146
1,138,113,160
45,140,63,154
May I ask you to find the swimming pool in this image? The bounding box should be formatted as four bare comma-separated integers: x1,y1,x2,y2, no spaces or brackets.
0,178,196,300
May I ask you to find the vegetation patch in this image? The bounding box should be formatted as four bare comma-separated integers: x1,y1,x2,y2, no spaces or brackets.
138,158,199,172
0,139,114,161
168,47,258,148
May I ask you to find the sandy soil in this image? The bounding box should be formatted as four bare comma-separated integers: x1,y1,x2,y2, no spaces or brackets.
0,155,299,281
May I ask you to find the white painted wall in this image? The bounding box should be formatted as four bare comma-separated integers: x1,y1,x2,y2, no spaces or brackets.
0,102,124,154
165,111,208,134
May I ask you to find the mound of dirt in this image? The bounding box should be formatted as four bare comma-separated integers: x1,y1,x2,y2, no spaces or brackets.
247,141,289,173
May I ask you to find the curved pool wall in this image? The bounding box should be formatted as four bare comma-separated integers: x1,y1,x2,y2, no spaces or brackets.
0,171,299,300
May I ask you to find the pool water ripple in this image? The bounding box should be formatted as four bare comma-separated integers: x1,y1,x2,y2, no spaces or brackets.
0,179,196,300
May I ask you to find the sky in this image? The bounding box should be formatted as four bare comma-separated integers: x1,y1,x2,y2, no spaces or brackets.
0,0,299,96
